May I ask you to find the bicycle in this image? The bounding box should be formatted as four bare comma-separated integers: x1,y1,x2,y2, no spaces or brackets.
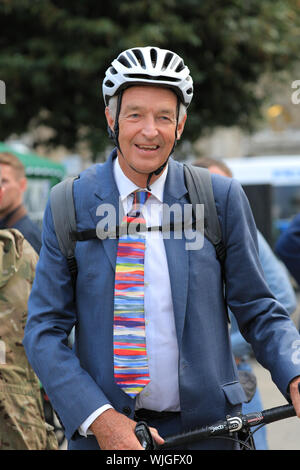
135,400,298,450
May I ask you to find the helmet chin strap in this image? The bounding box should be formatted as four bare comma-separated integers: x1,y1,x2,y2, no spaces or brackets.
108,92,180,191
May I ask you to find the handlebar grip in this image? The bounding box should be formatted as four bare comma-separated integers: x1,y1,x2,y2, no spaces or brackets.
262,404,295,425
135,421,157,450
261,382,300,424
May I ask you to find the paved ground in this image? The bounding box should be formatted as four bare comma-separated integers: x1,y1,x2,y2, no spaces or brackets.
251,358,300,451
250,301,300,451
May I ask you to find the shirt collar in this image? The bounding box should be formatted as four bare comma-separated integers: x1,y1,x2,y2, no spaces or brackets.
113,156,168,203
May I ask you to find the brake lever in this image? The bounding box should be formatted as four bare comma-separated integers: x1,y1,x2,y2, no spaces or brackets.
135,421,157,450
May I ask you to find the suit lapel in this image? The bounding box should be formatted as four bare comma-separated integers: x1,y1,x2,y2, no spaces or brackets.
88,150,121,270
163,159,189,347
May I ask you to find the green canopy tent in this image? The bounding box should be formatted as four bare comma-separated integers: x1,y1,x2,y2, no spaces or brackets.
0,143,65,226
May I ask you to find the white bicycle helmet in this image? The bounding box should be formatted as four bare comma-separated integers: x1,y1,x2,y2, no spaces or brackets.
102,46,193,107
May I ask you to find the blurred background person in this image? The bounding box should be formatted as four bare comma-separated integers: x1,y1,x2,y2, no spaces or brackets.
276,213,300,296
0,153,41,254
193,156,297,449
0,168,57,450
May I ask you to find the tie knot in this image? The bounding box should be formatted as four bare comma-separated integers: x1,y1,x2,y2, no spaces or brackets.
129,190,150,218
133,190,150,206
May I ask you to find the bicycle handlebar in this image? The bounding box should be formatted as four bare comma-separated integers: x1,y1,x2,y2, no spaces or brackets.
135,403,296,449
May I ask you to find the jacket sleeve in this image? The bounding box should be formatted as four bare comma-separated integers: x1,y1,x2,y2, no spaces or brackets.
23,200,111,441
230,230,297,360
221,178,300,398
275,213,300,288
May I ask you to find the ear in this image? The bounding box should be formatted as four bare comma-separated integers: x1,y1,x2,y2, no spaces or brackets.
105,107,115,134
0,187,3,203
19,177,27,194
176,113,187,140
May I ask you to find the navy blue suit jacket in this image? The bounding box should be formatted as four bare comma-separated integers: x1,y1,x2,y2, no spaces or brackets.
24,150,300,449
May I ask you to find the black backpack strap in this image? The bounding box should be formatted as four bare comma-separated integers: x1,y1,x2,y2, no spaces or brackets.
50,177,78,291
184,164,229,323
183,164,226,267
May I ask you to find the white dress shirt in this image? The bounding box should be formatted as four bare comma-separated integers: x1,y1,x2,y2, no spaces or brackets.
79,158,180,436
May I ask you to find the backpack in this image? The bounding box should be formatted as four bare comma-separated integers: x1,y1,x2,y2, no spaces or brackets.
50,164,226,292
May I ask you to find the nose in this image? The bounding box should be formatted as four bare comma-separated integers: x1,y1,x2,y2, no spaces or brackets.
141,115,159,139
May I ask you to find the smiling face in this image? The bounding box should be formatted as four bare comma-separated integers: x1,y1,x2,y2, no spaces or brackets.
105,86,186,187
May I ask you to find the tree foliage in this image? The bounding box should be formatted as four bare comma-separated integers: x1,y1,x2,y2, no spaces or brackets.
0,0,299,160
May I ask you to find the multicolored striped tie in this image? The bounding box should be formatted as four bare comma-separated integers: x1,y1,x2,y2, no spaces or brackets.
113,190,151,398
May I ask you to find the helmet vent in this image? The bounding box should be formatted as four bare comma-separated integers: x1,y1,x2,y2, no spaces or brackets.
104,79,115,88
118,55,132,68
124,73,180,83
175,60,185,73
162,52,174,71
126,51,138,66
109,66,117,75
132,49,146,68
150,48,158,67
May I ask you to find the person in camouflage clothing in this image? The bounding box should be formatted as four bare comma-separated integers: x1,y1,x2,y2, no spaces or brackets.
0,172,58,450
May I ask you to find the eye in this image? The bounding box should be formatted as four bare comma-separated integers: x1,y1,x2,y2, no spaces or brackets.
159,115,173,123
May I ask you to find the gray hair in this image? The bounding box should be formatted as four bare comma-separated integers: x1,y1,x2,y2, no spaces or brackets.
108,95,187,125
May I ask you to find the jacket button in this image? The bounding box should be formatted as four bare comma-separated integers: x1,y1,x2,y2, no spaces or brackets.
122,406,131,416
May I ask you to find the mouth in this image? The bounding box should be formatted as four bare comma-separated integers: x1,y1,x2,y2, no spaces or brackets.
135,144,160,152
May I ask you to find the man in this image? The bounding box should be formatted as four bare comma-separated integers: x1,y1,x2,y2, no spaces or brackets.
0,153,42,254
0,168,57,450
23,46,300,451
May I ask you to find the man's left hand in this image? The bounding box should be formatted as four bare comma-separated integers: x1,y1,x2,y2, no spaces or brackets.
289,376,300,417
